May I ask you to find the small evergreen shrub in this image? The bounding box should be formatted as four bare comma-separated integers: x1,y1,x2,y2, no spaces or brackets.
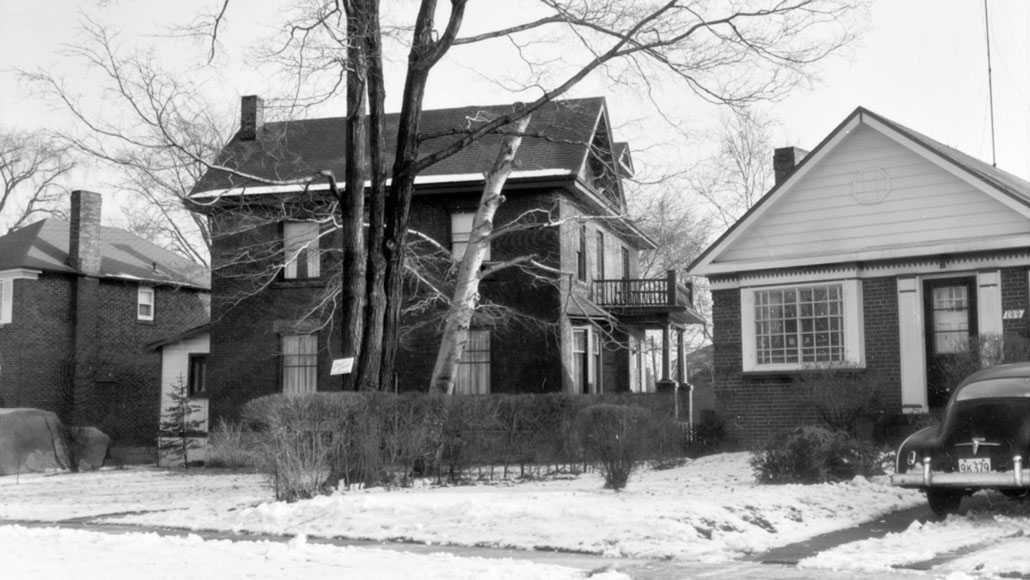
575,404,651,490
157,376,205,468
750,425,884,484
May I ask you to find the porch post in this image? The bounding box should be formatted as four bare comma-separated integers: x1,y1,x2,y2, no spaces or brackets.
657,322,676,392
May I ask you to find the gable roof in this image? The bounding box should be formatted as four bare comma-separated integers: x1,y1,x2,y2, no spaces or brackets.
689,107,1030,276
0,220,210,289
191,97,610,196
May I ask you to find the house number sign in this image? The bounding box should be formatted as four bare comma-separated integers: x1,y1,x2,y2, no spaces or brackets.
331,357,355,375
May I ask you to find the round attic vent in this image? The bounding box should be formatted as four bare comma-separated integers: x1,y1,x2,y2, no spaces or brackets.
851,168,891,205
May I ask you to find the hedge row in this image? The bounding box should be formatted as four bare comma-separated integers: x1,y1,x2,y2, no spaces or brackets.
241,391,705,499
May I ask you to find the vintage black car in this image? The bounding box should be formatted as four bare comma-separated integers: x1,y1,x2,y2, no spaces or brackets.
892,362,1030,515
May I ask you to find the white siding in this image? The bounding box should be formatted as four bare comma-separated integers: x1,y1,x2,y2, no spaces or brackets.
157,333,209,466
719,125,1030,264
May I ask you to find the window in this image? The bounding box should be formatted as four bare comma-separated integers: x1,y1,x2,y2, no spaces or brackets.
572,327,602,393
282,334,318,393
741,280,864,372
187,354,208,397
576,226,587,281
138,287,155,321
595,232,605,280
284,222,321,279
454,329,490,395
451,212,489,261
621,247,631,280
0,279,12,324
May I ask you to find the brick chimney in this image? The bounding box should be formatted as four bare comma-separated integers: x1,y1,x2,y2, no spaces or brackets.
240,95,264,140
69,190,102,276
773,147,809,186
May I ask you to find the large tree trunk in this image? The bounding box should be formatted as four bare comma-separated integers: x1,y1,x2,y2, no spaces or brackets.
379,0,467,391
357,0,387,391
430,113,532,394
339,2,369,391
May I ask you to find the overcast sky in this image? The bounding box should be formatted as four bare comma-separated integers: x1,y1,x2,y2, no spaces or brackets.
1,0,1027,190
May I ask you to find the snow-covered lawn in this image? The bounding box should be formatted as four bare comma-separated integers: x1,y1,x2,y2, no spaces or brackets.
3,452,1028,578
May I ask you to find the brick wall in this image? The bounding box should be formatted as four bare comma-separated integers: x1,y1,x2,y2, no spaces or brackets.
0,273,209,445
711,276,901,446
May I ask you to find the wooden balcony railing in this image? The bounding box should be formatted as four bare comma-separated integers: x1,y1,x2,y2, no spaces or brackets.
591,270,693,310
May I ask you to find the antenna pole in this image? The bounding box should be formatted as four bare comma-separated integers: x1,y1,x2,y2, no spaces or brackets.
984,0,997,167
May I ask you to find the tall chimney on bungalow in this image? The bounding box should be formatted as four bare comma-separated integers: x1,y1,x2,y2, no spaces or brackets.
773,146,809,186
240,95,264,140
69,190,102,276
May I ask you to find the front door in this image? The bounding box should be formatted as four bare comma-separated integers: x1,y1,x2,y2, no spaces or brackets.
923,277,977,409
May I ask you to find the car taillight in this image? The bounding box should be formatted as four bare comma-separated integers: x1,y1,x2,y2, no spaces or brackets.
907,450,918,467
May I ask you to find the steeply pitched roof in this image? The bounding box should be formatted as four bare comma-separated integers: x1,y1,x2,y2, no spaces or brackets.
191,97,608,195
0,219,210,289
689,106,1030,275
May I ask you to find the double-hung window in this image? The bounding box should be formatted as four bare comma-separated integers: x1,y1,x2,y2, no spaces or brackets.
451,212,489,261
283,222,320,279
572,327,603,393
741,279,864,372
281,334,318,393
138,287,155,321
454,329,490,395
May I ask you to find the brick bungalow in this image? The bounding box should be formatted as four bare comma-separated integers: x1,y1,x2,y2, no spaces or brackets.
689,107,1030,445
189,96,704,425
0,191,210,456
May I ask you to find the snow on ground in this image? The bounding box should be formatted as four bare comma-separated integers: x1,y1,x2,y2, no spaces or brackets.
3,452,1028,578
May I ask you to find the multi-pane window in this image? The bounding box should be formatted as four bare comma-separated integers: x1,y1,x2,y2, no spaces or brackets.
281,334,318,393
931,286,970,353
572,327,601,393
187,354,208,397
283,222,320,279
454,329,490,395
754,284,844,365
451,212,490,261
577,226,587,281
138,286,155,321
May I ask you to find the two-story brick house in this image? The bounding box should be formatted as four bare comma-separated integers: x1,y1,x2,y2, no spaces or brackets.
0,191,210,456
190,96,702,422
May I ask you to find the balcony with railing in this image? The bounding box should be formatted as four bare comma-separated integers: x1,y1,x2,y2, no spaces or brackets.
591,270,703,327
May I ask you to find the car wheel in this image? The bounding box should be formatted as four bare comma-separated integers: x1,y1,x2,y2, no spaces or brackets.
927,489,962,515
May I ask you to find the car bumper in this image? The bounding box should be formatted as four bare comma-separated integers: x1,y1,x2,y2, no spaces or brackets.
892,456,1030,489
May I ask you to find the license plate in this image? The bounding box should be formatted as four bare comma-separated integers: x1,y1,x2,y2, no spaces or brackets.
959,458,991,473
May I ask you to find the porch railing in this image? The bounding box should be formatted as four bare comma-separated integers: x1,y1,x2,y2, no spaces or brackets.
591,270,693,309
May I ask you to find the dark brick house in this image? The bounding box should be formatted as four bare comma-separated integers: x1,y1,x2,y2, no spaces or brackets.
689,108,1030,445
190,96,703,423
0,191,210,453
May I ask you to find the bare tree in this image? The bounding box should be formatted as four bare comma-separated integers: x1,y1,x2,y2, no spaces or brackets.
0,129,76,234
21,19,232,265
691,106,778,230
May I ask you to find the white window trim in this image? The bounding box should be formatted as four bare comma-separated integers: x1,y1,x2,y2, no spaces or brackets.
0,269,40,325
740,278,864,372
138,286,155,321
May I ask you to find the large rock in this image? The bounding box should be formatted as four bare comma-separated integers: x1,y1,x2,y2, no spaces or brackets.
0,408,109,476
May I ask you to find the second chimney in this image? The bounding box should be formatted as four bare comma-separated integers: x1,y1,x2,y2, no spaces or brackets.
240,95,264,140
69,190,102,276
773,147,809,186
